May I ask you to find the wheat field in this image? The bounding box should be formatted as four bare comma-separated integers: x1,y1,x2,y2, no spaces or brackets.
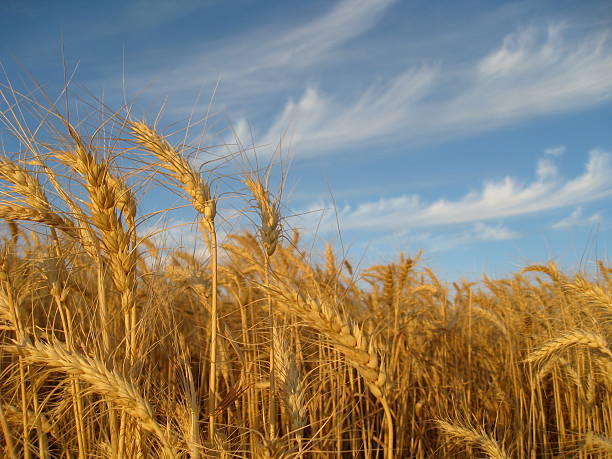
0,92,610,458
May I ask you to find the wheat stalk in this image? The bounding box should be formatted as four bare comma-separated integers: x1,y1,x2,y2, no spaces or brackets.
0,403,17,459
129,120,220,442
244,172,282,440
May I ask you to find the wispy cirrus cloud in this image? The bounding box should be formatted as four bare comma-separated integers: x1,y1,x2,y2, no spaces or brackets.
256,66,437,151
353,221,520,256
257,0,396,71
245,24,612,157
125,0,397,99
552,206,603,229
424,222,520,253
300,149,612,233
470,222,520,241
544,145,566,156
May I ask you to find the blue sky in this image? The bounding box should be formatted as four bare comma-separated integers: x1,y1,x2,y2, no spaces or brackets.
1,0,611,279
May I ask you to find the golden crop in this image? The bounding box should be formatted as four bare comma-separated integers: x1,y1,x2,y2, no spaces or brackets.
0,92,610,458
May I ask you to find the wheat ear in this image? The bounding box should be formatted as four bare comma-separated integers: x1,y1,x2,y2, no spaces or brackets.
5,340,176,458
436,419,510,459
562,277,612,312
129,121,215,224
272,330,307,441
266,284,386,396
264,282,393,457
583,432,612,454
244,175,281,258
0,158,77,238
525,329,612,365
56,124,139,362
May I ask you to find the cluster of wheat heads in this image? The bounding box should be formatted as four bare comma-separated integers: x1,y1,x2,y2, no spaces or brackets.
0,93,611,458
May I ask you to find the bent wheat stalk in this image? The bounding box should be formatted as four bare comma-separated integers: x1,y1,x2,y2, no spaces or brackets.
436,419,510,459
525,329,612,365
129,120,219,442
5,340,176,458
0,158,77,239
264,281,394,457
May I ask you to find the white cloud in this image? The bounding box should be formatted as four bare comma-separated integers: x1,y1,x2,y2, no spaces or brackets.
298,150,612,233
262,0,396,70
250,24,612,158
472,222,519,241
323,221,519,259
255,66,437,150
365,222,519,254
427,223,520,253
536,158,558,180
545,145,566,156
116,11,612,161
477,27,536,77
552,206,603,229
224,118,253,150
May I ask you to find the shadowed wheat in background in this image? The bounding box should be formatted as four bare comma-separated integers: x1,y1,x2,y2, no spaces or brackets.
0,85,610,458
